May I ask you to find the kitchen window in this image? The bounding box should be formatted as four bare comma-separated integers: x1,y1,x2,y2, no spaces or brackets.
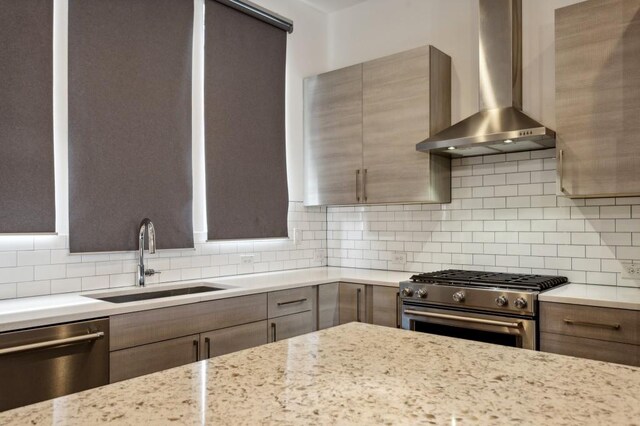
204,0,291,241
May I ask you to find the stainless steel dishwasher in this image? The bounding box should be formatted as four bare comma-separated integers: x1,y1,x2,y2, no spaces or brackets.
0,318,109,412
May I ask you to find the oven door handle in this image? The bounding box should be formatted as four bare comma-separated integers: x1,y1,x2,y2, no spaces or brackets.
403,310,522,329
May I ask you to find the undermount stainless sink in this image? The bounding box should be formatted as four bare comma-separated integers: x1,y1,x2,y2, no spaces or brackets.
88,285,226,304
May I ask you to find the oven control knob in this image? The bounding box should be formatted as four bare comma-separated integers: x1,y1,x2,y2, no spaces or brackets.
452,291,465,303
495,296,508,307
401,287,414,297
415,288,428,299
514,297,528,309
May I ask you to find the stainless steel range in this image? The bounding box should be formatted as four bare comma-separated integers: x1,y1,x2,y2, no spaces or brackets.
400,270,568,350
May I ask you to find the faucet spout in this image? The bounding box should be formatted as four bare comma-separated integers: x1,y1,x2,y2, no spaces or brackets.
137,218,156,287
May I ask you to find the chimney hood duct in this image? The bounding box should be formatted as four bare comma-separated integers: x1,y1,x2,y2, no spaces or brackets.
417,0,555,157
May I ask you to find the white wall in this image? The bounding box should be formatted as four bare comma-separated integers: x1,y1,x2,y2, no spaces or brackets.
327,0,479,124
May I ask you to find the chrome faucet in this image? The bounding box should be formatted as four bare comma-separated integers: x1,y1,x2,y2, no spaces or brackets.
136,218,157,287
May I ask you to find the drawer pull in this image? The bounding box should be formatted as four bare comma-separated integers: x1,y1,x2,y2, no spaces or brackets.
563,318,621,330
277,298,307,306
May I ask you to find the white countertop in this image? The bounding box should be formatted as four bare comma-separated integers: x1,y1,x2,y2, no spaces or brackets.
1,322,638,425
2,267,639,334
0,267,409,333
539,283,640,311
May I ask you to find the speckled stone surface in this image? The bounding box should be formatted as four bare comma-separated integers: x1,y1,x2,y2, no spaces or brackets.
1,323,639,425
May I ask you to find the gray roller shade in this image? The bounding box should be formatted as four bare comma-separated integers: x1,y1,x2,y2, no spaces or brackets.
0,0,55,234
205,1,289,240
68,0,194,252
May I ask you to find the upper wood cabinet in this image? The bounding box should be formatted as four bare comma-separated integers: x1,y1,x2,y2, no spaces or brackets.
304,45,452,206
304,64,364,205
555,0,640,198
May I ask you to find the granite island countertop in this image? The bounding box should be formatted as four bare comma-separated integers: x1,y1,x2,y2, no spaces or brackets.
1,322,638,425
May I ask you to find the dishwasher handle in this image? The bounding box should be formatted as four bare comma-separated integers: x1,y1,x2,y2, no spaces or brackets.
0,331,105,356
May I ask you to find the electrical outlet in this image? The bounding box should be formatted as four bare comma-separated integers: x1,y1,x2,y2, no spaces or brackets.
313,249,325,262
392,252,407,264
240,255,254,265
622,261,640,280
293,228,303,246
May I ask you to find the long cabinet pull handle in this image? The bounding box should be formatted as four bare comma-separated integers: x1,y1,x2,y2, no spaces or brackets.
0,331,104,356
363,169,368,203
563,318,620,330
404,310,522,329
396,292,401,328
271,323,277,342
277,298,308,306
558,149,568,195
205,337,211,359
355,169,361,202
193,339,200,361
356,288,362,322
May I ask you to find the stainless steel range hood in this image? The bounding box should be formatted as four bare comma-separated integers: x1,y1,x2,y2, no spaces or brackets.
417,0,555,157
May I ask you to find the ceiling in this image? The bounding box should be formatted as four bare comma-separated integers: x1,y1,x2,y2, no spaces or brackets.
299,0,369,13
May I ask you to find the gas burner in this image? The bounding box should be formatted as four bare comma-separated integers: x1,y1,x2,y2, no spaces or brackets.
410,269,567,291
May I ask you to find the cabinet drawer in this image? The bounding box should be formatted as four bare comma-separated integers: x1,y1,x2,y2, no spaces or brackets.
200,320,267,359
110,293,267,350
268,287,313,318
268,311,314,343
540,332,640,367
110,334,200,382
540,302,639,345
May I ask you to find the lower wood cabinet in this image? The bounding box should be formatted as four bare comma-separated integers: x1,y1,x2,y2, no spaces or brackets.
318,282,400,328
540,302,640,366
540,332,639,367
110,334,200,383
268,311,314,343
371,286,400,328
339,283,367,324
109,294,268,382
318,283,340,330
109,283,400,383
200,320,268,360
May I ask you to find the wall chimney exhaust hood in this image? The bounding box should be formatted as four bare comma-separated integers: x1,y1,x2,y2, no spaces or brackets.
417,0,555,157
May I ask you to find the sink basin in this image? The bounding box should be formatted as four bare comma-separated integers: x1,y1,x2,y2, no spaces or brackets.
90,285,226,304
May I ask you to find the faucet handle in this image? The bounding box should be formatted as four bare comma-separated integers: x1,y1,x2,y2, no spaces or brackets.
144,269,161,277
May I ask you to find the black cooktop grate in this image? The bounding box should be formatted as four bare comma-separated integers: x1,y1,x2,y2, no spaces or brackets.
409,269,568,290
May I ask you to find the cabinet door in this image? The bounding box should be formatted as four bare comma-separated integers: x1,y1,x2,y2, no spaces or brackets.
110,293,267,350
304,64,363,205
556,0,640,197
110,334,199,383
362,46,451,204
318,283,340,330
339,283,366,324
371,286,400,328
200,321,267,359
268,311,314,343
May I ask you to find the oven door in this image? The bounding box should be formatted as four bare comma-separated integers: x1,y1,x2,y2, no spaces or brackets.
402,303,537,350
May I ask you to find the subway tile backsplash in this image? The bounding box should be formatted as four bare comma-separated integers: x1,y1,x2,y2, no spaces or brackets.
327,149,640,288
2,148,640,299
0,202,326,299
